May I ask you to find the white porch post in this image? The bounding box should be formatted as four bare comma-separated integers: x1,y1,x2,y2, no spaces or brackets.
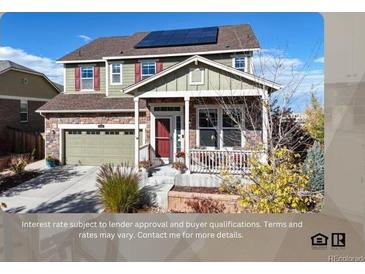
184,96,190,171
262,90,269,163
134,97,140,168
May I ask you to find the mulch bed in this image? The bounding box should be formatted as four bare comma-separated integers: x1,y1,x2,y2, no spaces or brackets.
0,171,41,193
171,186,221,194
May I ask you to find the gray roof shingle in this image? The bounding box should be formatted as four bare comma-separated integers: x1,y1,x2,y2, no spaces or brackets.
37,93,146,112
0,60,39,74
59,24,260,61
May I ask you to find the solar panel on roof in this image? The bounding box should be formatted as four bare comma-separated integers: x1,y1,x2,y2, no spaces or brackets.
135,26,218,48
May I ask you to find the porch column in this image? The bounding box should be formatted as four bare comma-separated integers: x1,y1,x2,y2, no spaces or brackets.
134,97,140,168
184,96,190,171
262,90,269,163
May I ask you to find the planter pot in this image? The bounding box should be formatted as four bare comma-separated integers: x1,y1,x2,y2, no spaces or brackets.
46,159,56,169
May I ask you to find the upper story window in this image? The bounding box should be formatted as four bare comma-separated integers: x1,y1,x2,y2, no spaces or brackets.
110,63,122,84
189,68,205,85
141,61,156,79
81,66,94,90
233,56,246,72
20,100,28,123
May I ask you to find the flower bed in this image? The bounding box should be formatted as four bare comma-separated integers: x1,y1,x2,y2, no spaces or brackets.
168,186,244,213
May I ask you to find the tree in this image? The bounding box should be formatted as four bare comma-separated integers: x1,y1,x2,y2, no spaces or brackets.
304,93,324,145
302,141,324,193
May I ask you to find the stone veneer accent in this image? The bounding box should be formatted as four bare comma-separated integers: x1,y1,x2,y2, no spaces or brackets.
44,112,146,161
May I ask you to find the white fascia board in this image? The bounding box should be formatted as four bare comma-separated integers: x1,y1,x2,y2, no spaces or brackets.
36,109,146,114
135,89,265,99
58,123,146,129
103,48,261,60
56,59,105,64
0,95,50,102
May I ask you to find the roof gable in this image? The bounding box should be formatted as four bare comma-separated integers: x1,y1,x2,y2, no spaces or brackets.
123,55,280,94
0,60,62,93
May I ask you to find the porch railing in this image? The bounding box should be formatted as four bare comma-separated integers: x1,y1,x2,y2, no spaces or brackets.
190,149,266,174
139,143,150,161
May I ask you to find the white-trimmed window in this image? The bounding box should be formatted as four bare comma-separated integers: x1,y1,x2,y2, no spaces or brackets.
189,68,205,85
20,100,28,123
198,109,218,148
222,109,243,148
110,63,122,84
141,61,156,79
81,66,94,90
197,107,244,149
233,56,246,72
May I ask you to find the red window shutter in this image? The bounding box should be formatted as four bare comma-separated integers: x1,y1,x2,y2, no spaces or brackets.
156,60,163,73
75,67,81,91
135,63,141,83
94,66,100,91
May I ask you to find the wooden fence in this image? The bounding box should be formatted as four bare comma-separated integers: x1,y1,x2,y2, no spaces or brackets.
6,127,44,160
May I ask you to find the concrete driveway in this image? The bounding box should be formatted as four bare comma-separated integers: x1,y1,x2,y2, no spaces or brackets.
0,165,102,213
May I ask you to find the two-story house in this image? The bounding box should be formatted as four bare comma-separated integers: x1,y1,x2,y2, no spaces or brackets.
37,24,280,174
0,60,61,155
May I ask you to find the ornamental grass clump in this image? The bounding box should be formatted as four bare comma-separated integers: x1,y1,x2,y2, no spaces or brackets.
240,148,313,213
97,164,140,213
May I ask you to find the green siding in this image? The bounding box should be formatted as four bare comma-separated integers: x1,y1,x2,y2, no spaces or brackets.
136,63,255,94
64,52,254,96
0,70,59,98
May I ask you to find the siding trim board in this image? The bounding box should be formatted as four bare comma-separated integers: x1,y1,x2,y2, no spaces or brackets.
0,95,50,102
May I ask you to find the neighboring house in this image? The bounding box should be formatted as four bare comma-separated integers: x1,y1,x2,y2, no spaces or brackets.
0,60,61,154
37,24,280,174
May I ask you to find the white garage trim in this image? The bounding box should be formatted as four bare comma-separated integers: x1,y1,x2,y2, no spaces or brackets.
58,123,146,164
58,123,146,130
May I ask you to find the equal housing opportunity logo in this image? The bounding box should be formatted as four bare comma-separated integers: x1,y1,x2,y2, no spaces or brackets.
311,233,346,249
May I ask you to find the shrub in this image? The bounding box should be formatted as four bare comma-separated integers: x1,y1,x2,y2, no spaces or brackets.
9,155,28,175
96,164,140,213
186,198,226,213
139,160,152,169
175,151,185,158
302,141,324,193
219,170,242,194
239,148,312,213
172,161,187,171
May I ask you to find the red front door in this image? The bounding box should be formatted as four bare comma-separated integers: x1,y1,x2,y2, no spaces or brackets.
155,118,171,158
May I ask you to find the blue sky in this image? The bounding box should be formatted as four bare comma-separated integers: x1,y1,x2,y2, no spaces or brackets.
0,12,323,111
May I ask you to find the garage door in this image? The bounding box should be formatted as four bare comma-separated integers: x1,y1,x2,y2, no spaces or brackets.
64,129,135,165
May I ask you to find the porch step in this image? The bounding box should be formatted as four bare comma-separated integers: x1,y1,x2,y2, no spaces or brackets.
140,183,174,210
149,165,179,177
147,175,175,186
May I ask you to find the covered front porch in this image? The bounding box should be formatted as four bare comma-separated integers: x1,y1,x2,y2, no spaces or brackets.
134,94,269,175
125,55,277,175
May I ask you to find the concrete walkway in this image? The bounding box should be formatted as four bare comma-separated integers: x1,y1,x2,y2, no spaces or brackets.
1,165,102,213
